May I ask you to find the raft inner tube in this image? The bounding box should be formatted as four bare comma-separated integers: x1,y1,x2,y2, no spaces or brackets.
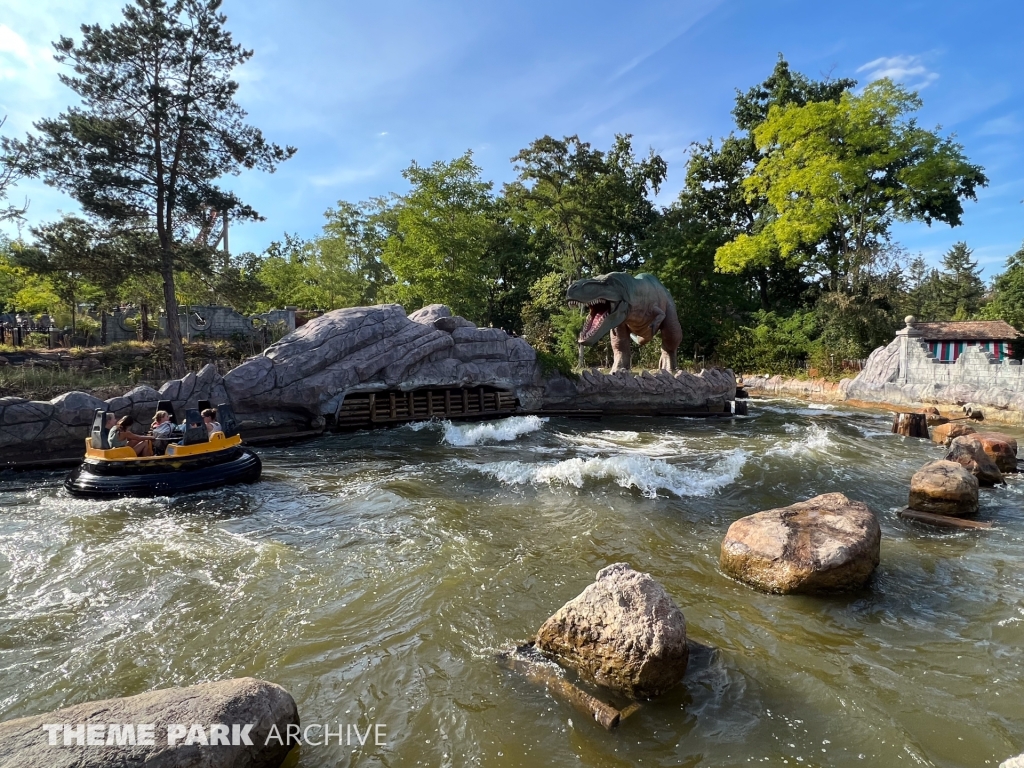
64,433,262,499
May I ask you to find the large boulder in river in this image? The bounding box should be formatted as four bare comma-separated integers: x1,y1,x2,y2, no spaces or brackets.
720,493,880,595
945,436,1004,486
908,460,979,516
930,422,977,446
0,677,297,768
535,563,688,699
972,432,1018,473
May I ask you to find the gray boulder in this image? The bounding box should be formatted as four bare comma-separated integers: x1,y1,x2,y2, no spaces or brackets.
535,563,689,699
0,677,297,768
720,493,881,594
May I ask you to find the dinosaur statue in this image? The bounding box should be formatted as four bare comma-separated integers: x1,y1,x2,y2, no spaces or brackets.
566,272,682,372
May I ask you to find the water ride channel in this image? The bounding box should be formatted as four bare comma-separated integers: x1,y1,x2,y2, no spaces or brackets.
1,398,1023,767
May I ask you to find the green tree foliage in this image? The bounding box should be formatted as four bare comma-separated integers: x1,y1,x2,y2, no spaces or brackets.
684,57,852,310
717,80,988,294
938,241,985,319
982,241,1024,329
4,0,294,375
380,152,495,318
0,116,29,223
716,310,818,374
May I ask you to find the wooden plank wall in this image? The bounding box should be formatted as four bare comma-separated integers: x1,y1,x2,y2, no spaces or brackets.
334,387,518,429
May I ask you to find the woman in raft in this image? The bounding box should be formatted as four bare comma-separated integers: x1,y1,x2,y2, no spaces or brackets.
108,416,154,457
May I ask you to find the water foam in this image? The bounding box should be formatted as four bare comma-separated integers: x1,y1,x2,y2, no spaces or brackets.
770,423,834,456
465,449,746,498
441,416,547,446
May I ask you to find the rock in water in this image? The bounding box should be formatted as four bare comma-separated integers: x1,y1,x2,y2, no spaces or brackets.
535,563,688,699
720,493,881,594
0,678,297,768
930,422,977,446
945,436,1004,486
908,460,979,516
973,432,1018,473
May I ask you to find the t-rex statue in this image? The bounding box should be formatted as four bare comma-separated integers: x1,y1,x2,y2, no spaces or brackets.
566,272,682,372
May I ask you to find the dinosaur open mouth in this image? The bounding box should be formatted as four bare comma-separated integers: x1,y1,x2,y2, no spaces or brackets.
569,299,615,343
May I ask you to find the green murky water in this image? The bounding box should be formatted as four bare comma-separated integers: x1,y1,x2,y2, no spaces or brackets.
1,400,1023,767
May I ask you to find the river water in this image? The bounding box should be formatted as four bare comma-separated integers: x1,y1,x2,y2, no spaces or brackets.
1,399,1022,767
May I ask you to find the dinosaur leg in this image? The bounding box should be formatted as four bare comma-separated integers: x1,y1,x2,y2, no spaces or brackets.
659,302,682,371
648,306,665,337
610,322,632,372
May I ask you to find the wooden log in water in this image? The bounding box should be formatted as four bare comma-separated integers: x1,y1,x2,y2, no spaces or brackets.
497,645,626,730
891,412,929,438
898,508,994,530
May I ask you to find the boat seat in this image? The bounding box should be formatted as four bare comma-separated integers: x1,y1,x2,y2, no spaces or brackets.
180,408,208,445
216,402,239,438
90,409,111,449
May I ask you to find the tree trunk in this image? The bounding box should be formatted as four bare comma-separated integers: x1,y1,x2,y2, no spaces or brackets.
161,259,186,378
757,271,770,311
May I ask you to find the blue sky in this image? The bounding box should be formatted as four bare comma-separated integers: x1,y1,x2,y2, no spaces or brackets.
1,0,1022,277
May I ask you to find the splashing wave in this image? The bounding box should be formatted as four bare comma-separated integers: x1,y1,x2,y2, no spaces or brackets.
463,449,747,498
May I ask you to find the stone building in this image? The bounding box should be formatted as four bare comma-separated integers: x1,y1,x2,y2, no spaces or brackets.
912,320,1021,362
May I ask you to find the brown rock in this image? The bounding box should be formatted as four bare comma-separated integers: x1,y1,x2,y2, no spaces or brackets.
930,422,977,445
974,432,1018,473
0,677,297,768
535,563,688,699
945,436,1004,486
908,460,979,516
720,492,880,595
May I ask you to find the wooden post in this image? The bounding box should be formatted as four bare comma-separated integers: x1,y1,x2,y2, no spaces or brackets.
444,389,451,416
368,393,376,422
497,645,626,730
462,389,469,415
891,412,928,438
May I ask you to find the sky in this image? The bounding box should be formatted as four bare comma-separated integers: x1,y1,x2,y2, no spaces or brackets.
1,0,1022,277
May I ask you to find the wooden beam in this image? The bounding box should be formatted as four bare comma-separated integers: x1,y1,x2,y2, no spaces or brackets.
898,508,994,530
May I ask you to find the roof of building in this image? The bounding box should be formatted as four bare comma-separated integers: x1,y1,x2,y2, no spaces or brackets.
913,320,1023,341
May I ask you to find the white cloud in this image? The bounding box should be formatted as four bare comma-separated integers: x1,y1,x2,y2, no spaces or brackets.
977,114,1022,136
857,54,939,90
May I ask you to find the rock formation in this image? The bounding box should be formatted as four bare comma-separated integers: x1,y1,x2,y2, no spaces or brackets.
543,366,735,414
0,364,228,467
930,422,977,445
535,563,689,699
223,304,542,433
720,493,881,594
945,436,1004,486
972,432,1018,473
0,677,297,768
908,460,979,516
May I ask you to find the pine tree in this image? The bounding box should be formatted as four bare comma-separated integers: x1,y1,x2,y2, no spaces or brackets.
939,242,985,319
3,0,294,376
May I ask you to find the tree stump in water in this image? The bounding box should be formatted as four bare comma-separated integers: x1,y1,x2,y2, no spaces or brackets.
892,412,928,438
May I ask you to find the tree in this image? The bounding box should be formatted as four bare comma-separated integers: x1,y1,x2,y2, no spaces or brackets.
0,117,29,223
982,241,1024,330
14,216,136,335
683,57,853,310
507,134,666,280
380,152,495,319
4,0,294,375
939,241,985,319
716,79,988,294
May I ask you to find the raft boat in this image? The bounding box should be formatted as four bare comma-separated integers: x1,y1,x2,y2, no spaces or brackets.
64,405,262,499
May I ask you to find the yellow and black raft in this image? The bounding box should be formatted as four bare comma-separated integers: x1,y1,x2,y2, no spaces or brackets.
64,405,261,499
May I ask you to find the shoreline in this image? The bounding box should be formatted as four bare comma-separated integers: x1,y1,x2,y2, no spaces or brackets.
741,374,1024,428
